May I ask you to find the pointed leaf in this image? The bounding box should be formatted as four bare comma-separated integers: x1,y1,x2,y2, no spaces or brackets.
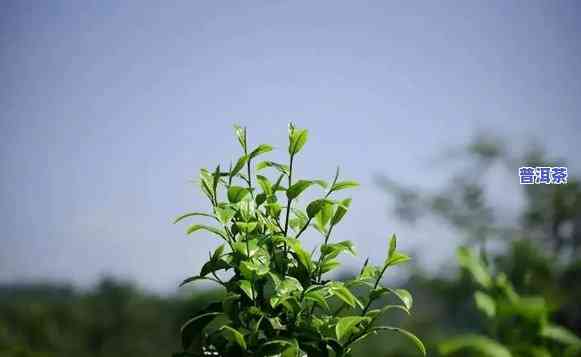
231,155,248,177
181,312,223,349
306,198,333,218
220,325,247,350
331,198,352,225
287,180,314,200
227,186,250,203
289,128,308,155
173,212,217,224
336,316,368,341
330,180,359,192
249,144,273,159
369,327,426,356
186,224,227,240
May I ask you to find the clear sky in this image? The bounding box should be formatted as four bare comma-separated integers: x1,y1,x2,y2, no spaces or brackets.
1,1,580,293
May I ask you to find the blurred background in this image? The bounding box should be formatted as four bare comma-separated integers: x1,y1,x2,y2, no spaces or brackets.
1,1,580,356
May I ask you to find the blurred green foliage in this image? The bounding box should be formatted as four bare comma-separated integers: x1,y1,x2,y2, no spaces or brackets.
0,278,221,357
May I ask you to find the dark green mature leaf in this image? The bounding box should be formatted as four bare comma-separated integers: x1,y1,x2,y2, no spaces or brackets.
200,258,229,277
181,312,223,349
231,155,248,177
227,186,250,203
289,127,308,155
186,224,227,240
173,212,217,224
336,316,368,341
287,180,314,200
330,180,359,193
220,325,247,350
331,198,352,225
250,144,273,159
307,199,333,218
439,334,510,357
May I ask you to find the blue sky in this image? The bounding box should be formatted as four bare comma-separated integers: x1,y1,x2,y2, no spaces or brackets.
1,1,580,292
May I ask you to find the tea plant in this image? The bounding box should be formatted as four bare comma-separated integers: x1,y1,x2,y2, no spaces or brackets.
439,247,581,357
172,124,425,357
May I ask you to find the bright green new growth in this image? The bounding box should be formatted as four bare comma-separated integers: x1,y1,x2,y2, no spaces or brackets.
173,124,425,357
439,247,581,357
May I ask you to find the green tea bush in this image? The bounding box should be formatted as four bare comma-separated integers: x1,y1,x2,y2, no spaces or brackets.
439,247,581,357
173,124,425,357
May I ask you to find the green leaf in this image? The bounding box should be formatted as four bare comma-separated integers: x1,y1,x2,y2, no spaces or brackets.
179,275,217,287
180,312,223,349
321,240,356,259
330,180,359,192
457,246,492,288
200,258,229,277
360,265,380,280
286,238,313,272
366,305,410,322
287,180,314,200
439,334,511,357
258,339,298,356
389,288,413,310
239,280,255,300
256,175,273,195
328,282,362,309
388,234,397,260
474,291,496,318
315,201,335,232
173,212,217,224
336,316,368,341
541,324,581,346
289,128,308,155
331,198,352,225
320,259,341,274
220,325,247,350
256,161,290,175
233,125,247,151
240,259,269,278
249,144,273,159
304,290,329,310
215,206,236,225
385,251,411,267
236,221,258,233
369,327,426,356
227,186,250,203
306,198,333,218
186,224,227,240
313,179,329,189
231,155,248,177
